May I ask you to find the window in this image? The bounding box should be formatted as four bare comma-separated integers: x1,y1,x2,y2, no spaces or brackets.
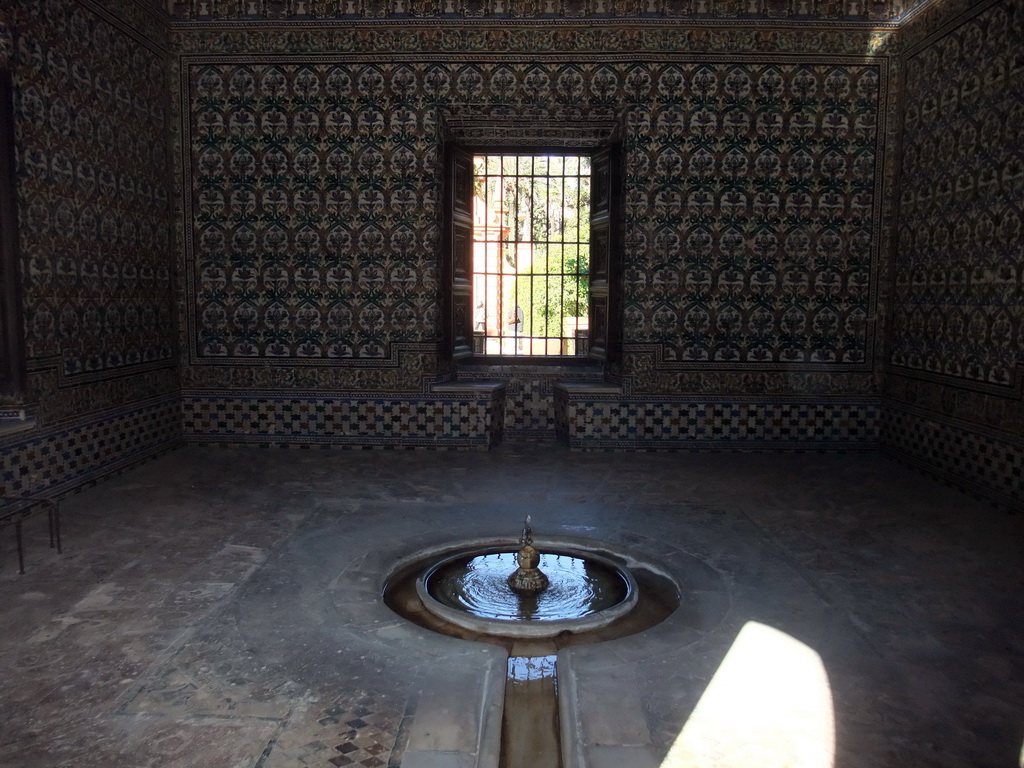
0,68,25,395
472,153,591,356
443,141,621,364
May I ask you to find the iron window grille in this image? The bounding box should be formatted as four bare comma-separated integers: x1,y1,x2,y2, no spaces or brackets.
470,154,591,357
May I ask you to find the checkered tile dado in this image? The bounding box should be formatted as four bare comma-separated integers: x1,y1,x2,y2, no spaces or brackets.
554,386,879,450
0,397,181,496
182,391,505,449
882,406,1024,510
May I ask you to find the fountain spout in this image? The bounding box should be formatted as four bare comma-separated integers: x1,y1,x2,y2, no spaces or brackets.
507,515,550,596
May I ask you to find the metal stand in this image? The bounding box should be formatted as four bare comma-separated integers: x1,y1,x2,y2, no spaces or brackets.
1,495,62,574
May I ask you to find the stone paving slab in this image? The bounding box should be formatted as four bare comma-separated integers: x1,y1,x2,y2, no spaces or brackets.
0,445,1021,767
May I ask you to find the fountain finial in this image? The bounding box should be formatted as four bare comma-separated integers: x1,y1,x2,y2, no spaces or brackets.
508,515,549,596
520,515,534,546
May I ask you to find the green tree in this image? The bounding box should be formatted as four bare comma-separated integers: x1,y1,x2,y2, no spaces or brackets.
487,155,591,342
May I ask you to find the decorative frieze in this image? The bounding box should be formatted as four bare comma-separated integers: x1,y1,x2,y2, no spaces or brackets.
167,0,913,22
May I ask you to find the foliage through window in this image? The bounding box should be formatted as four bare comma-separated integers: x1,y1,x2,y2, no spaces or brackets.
471,154,591,357
444,140,619,364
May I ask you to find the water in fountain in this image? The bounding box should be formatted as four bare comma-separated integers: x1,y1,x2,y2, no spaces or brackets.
384,518,682,768
417,516,636,633
425,549,630,622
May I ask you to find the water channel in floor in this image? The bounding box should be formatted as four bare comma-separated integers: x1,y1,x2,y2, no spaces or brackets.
384,533,681,768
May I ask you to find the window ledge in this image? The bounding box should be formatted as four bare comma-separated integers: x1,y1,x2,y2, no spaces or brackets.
553,381,624,396
463,355,601,367
458,358,605,377
0,408,36,438
431,381,508,395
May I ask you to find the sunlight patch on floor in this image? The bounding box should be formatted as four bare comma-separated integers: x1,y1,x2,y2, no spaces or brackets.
660,621,835,768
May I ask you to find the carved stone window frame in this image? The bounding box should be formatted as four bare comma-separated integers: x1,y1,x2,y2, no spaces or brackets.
440,113,624,369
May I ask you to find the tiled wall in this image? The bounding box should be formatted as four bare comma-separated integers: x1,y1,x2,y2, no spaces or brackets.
0,0,180,497
555,391,878,450
0,0,1016,512
180,55,884,391
176,27,888,399
167,0,914,23
179,54,884,395
885,0,1024,509
0,395,180,496
182,390,505,449
14,0,174,384
501,378,561,439
881,404,1023,510
174,20,890,448
451,368,609,440
892,0,1022,389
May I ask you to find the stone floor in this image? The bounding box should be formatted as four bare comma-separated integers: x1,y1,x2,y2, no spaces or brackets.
0,443,1022,768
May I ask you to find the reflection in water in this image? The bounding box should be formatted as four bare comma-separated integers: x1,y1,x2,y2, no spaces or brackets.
660,622,835,768
508,655,557,682
504,654,561,768
427,551,629,622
